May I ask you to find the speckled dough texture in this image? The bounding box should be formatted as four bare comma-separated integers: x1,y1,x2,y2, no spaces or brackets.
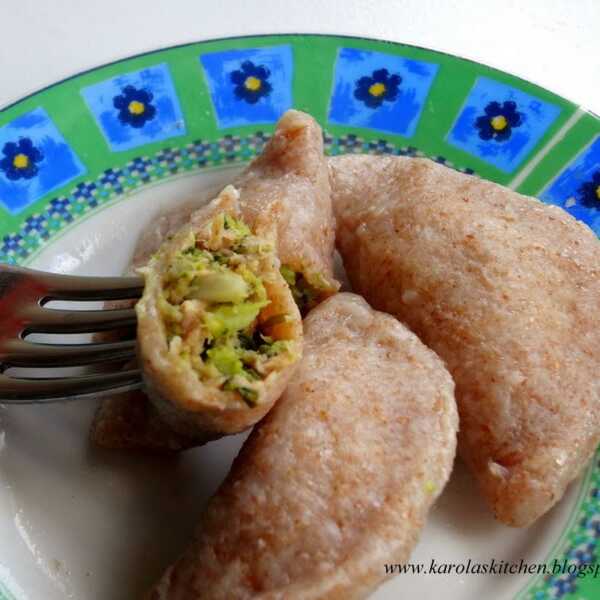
135,186,302,439
235,109,339,297
91,386,205,452
149,293,458,600
91,196,222,450
330,154,600,527
91,110,338,451
90,202,213,452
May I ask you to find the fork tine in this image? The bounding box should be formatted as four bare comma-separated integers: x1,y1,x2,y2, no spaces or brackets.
0,338,136,367
0,369,142,403
19,305,137,334
41,273,143,302
1,264,143,302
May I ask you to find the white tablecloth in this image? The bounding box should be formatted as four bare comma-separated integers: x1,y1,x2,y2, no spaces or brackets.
1,0,598,113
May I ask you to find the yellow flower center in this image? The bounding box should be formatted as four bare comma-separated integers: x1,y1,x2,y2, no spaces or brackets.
368,82,386,97
595,185,600,200
13,153,29,169
244,76,262,92
128,100,146,115
490,115,508,131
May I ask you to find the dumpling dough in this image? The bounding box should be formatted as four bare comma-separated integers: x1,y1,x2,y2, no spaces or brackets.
331,154,600,527
91,110,338,451
149,293,457,599
235,109,339,313
135,186,302,440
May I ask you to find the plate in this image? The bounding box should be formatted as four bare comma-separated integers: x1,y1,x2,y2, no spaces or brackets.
0,34,599,600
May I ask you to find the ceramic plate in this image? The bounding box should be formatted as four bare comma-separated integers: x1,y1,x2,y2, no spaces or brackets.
0,35,599,600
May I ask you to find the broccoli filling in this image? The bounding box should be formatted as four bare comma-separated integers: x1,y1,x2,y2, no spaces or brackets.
159,213,289,406
280,265,327,315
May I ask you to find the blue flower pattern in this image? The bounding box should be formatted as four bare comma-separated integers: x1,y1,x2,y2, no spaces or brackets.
328,48,438,138
230,61,272,104
475,100,523,142
113,86,157,128
541,136,600,233
578,171,600,209
354,69,402,108
81,64,185,152
200,46,293,128
0,138,44,181
446,77,560,173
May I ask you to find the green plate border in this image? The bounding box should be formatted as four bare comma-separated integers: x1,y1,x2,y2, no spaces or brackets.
0,34,598,600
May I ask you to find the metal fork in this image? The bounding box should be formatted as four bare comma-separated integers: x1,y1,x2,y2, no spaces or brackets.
0,264,144,403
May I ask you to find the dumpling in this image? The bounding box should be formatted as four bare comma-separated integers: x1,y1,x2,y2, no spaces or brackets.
331,154,600,527
234,109,339,313
90,385,200,452
90,206,211,451
135,185,302,440
148,293,457,600
91,109,338,451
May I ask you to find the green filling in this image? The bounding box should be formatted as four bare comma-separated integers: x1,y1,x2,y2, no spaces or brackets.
159,214,290,405
224,213,251,237
206,345,245,377
280,265,326,315
205,302,265,337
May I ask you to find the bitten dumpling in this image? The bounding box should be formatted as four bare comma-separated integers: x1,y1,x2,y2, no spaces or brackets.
148,293,458,600
136,185,302,440
91,110,338,451
331,154,600,527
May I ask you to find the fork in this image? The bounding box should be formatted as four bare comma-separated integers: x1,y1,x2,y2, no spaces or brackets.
0,263,144,403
